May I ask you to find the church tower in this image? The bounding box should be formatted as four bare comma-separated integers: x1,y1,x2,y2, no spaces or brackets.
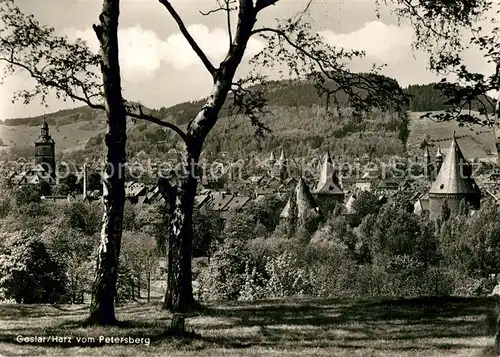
34,121,56,178
313,151,344,214
428,133,481,221
271,148,288,181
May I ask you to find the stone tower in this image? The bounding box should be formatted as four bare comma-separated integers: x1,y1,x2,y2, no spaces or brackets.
428,134,481,221
313,151,344,214
280,178,322,233
34,120,56,178
271,148,288,180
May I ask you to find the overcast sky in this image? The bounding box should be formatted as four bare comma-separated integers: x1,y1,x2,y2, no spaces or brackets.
0,0,492,120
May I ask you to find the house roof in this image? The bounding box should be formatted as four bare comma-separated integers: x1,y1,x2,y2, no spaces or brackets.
194,194,211,208
414,196,430,213
248,175,264,184
206,193,234,211
126,182,147,197
225,196,251,211
429,135,481,195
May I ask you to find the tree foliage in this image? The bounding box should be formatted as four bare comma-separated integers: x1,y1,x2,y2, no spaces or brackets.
390,0,498,124
0,233,68,303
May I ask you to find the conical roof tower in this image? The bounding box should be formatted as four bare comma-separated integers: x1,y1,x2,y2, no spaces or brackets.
429,135,479,195
428,133,481,220
314,151,343,195
280,177,321,220
269,151,275,163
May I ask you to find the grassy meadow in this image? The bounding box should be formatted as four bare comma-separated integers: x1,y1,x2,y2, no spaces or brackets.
0,296,498,357
407,112,497,160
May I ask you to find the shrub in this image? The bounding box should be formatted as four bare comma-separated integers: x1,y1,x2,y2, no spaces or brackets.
264,252,309,298
0,234,68,303
198,240,251,301
238,262,267,301
66,202,101,236
0,195,10,219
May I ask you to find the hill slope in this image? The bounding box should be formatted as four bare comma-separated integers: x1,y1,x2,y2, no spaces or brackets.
2,79,495,162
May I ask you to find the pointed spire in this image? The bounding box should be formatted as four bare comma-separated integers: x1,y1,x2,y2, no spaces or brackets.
429,136,480,195
269,151,275,162
41,120,49,137
274,148,288,181
436,147,443,158
278,148,286,162
280,177,321,219
424,145,430,157
314,151,343,195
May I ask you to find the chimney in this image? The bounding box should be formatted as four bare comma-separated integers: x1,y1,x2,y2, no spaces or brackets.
83,163,87,200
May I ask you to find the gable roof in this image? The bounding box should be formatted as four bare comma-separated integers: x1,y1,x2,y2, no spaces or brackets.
194,194,211,208
206,193,234,211
225,196,251,211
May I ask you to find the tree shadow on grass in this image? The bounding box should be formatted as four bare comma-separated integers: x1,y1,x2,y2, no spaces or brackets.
194,296,500,352
0,296,498,354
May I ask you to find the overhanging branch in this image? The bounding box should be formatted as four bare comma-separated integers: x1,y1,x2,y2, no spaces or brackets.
251,27,330,74
254,0,279,12
159,0,217,78
0,55,105,110
126,104,188,144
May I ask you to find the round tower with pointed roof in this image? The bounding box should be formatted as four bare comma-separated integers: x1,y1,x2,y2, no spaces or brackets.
428,134,480,221
313,151,344,214
34,120,56,178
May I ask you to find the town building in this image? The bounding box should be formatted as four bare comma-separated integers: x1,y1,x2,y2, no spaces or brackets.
428,134,481,221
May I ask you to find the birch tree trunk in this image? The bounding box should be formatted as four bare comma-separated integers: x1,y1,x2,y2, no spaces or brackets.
88,0,127,325
161,147,199,312
160,0,258,313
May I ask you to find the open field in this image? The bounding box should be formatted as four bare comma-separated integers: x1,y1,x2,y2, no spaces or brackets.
407,112,497,160
0,296,498,357
0,121,104,153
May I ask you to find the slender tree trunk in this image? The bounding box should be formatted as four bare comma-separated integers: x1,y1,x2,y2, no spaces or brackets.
494,55,500,353
137,272,141,299
161,157,198,312
147,270,151,303
159,0,258,313
88,0,127,325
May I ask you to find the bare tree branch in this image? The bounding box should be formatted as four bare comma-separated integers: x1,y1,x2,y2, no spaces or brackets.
225,0,234,46
0,55,105,110
200,0,236,47
159,0,217,78
125,102,188,143
254,0,279,12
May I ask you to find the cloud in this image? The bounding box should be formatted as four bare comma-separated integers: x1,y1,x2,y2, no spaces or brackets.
63,24,264,82
318,21,414,61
